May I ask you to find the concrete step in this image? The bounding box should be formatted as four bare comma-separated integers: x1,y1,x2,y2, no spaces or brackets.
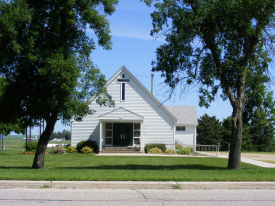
100,151,141,153
101,147,141,153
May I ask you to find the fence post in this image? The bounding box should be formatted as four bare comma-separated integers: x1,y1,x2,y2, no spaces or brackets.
217,142,220,157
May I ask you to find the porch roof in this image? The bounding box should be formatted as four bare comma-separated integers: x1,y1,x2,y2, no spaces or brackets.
98,107,144,122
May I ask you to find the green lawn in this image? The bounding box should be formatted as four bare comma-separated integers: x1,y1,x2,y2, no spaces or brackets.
0,135,70,151
0,149,275,181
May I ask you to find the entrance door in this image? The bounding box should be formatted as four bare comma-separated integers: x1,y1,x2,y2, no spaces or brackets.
113,123,133,146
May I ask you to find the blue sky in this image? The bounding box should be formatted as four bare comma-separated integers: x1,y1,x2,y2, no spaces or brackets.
30,0,235,134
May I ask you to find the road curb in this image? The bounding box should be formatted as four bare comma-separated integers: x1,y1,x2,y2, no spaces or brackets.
0,180,51,188
1,181,275,189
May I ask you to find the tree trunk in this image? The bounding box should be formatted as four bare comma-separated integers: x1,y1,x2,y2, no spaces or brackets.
227,105,243,170
32,113,58,169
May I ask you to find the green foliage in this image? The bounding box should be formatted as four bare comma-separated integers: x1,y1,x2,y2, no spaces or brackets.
24,141,38,151
66,146,76,154
270,139,275,152
148,147,163,154
76,140,98,153
240,124,254,151
144,143,166,153
50,130,71,140
0,77,26,135
173,184,181,189
175,144,183,150
250,107,275,151
177,147,193,155
164,149,177,154
220,116,232,151
80,146,93,154
143,0,275,169
0,0,117,168
221,116,254,151
53,146,66,154
221,115,275,152
197,114,222,145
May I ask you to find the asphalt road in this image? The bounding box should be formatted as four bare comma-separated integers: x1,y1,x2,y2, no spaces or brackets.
0,188,275,206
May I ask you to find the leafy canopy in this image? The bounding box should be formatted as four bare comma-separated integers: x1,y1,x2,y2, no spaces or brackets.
143,0,275,107
143,0,275,169
0,0,117,127
0,76,25,135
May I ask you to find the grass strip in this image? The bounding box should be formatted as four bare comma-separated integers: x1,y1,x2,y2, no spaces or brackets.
0,149,274,181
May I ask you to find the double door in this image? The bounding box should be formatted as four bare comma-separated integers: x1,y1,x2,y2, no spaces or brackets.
113,123,133,146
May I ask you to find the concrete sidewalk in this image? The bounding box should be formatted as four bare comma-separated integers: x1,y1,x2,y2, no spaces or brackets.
1,180,275,189
207,153,275,168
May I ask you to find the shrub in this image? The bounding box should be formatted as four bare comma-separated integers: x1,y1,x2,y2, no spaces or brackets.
53,146,66,154
144,143,166,153
148,147,163,154
80,146,93,154
76,140,98,153
164,149,177,154
66,146,76,153
175,144,183,150
24,141,38,151
177,147,193,155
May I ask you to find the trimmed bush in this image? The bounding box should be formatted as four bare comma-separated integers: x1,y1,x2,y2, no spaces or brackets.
24,141,38,151
76,140,98,153
164,149,177,154
53,146,66,154
175,144,183,150
148,147,163,154
177,147,193,155
81,146,93,154
66,146,76,153
144,143,166,153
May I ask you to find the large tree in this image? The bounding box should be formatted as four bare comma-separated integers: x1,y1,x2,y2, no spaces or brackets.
143,0,275,169
0,0,117,168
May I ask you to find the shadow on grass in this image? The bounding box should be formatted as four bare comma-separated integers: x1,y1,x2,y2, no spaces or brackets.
0,164,226,170
52,164,228,170
0,166,32,169
0,164,263,170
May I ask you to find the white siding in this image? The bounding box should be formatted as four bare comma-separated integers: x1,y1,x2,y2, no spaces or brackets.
71,67,197,151
71,68,175,149
99,107,143,121
175,126,196,145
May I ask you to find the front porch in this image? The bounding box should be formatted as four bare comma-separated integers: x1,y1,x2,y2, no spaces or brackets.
98,107,144,152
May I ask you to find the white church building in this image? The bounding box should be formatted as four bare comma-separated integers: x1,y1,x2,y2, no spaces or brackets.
71,66,198,152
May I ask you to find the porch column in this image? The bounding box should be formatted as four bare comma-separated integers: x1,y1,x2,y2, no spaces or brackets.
140,122,143,152
99,121,102,152
173,125,176,149
193,126,197,152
